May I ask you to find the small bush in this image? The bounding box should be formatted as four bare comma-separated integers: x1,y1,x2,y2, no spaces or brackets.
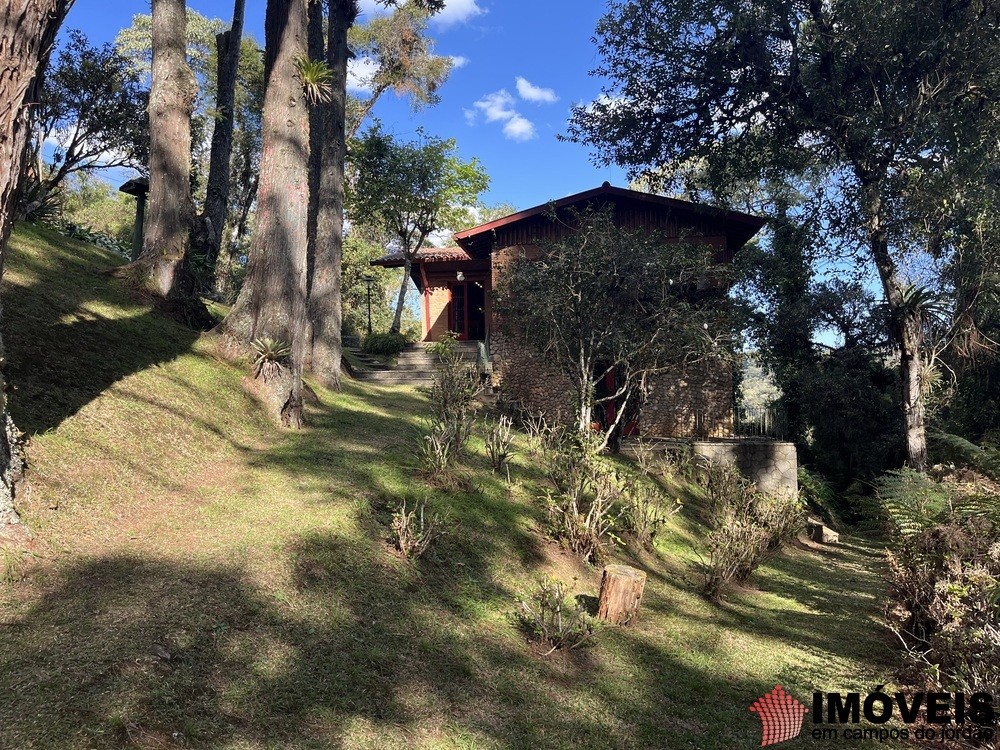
362,331,410,356
485,415,515,473
428,333,482,458
887,513,1000,693
416,420,455,478
619,474,680,550
517,576,596,655
701,462,804,598
538,427,623,564
391,500,446,559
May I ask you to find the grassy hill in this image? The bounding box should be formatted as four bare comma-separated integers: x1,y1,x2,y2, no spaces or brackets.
0,225,902,749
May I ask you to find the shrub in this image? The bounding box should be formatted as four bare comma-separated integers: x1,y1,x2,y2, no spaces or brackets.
632,440,698,484
619,474,680,550
428,333,481,458
485,415,515,474
701,462,804,598
362,331,410,356
517,576,596,655
416,420,455,479
539,427,622,564
887,514,1000,693
391,500,446,559
251,337,291,382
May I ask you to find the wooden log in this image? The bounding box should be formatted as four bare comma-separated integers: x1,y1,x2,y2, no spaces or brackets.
597,564,647,626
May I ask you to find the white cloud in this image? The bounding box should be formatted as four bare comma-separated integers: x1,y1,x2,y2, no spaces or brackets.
347,56,379,94
473,89,517,122
469,88,537,142
515,76,558,104
431,0,486,28
358,0,484,27
502,114,536,141
449,55,469,69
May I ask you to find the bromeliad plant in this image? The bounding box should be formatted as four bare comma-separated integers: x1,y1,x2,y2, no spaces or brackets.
251,337,291,382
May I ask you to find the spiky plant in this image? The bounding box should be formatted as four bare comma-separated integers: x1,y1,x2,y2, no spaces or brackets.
251,337,291,382
295,57,333,104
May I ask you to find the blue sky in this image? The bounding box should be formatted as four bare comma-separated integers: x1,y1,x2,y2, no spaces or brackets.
59,0,629,211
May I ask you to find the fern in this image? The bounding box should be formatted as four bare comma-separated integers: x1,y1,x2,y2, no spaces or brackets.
874,468,951,536
930,431,1000,481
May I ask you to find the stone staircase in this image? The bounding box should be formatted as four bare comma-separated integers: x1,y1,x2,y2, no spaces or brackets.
352,341,481,387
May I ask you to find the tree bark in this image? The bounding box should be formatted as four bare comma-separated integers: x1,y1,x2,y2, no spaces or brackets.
307,0,354,387
219,0,310,428
391,255,411,334
867,203,928,472
193,0,245,277
597,564,647,626
129,0,197,299
0,0,74,528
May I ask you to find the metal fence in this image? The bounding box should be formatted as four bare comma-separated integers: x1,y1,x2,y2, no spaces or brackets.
733,406,787,441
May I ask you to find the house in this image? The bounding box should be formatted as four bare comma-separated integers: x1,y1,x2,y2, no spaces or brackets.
373,182,767,441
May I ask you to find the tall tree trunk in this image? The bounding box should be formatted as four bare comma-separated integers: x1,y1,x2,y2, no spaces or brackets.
0,0,74,528
219,0,310,428
308,0,355,387
391,256,411,334
305,0,323,368
129,0,197,299
193,0,245,279
868,207,928,472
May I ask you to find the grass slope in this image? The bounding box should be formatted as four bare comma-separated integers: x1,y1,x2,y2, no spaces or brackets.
0,225,902,749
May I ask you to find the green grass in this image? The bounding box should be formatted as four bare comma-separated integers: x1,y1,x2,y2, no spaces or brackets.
0,224,904,749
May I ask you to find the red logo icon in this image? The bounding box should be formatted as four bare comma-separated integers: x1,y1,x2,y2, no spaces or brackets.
749,685,809,746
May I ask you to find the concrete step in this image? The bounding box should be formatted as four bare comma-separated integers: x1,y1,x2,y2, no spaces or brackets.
363,370,436,383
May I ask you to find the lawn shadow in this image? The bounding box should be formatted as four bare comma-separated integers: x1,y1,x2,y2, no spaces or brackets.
4,225,200,435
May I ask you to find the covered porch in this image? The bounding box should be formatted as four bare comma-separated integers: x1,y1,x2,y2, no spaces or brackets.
372,246,491,343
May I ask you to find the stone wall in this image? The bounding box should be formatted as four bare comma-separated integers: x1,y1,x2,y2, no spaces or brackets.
490,331,577,422
692,439,799,498
639,359,734,438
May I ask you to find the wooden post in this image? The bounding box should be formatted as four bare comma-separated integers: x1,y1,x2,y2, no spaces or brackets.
598,564,647,626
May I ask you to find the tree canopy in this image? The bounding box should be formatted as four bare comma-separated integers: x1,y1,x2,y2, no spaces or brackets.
348,124,488,332
569,0,1000,471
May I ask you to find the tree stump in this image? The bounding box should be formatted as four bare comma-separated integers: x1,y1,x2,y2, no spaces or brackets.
597,565,647,626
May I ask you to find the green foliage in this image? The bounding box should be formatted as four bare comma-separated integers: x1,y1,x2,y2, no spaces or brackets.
347,124,489,330
701,462,804,599
346,4,455,138
618,473,679,550
930,431,1000,482
295,57,333,104
361,331,410,356
571,0,1000,472
539,427,624,564
875,467,1000,538
59,173,135,248
250,337,291,383
25,29,148,217
797,467,843,529
517,577,597,655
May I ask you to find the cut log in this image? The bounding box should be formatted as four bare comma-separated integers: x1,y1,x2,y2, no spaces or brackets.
597,564,647,626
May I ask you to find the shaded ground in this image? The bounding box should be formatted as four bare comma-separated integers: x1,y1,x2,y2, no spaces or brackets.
0,225,904,749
